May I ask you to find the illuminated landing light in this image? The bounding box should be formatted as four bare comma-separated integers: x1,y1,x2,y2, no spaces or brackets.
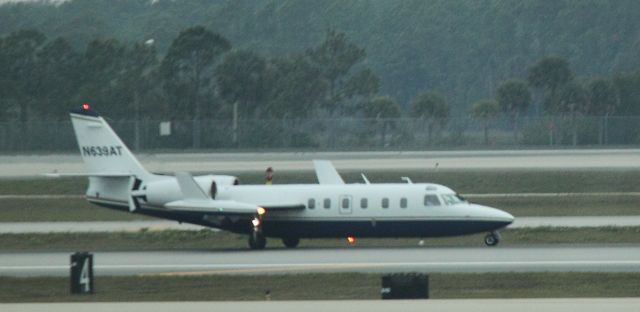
257,207,266,216
82,103,90,110
251,218,261,227
346,236,356,245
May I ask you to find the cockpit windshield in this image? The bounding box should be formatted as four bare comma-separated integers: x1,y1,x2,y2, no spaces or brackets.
441,193,467,205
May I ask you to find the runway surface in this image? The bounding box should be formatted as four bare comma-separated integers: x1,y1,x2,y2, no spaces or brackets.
3,299,640,312
2,216,639,233
1,246,639,277
2,149,640,177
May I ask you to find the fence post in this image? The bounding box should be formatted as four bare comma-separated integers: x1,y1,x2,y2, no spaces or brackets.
604,115,609,145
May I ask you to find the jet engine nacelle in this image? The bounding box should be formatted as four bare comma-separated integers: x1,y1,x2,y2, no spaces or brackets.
140,174,239,207
208,175,240,199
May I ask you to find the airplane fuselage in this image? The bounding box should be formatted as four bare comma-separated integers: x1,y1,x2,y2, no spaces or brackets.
86,175,513,239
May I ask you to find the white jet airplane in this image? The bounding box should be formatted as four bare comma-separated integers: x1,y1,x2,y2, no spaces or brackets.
65,104,514,249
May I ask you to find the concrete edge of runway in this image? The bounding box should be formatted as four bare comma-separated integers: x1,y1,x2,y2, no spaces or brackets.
2,216,640,234
2,298,640,312
2,148,640,177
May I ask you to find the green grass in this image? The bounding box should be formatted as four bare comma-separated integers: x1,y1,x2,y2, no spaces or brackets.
0,177,86,195
0,198,150,221
1,227,639,252
4,169,640,195
1,272,639,302
474,195,640,216
2,169,640,222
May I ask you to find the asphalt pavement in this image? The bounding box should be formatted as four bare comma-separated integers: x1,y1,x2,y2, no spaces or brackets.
3,149,640,177
1,246,639,276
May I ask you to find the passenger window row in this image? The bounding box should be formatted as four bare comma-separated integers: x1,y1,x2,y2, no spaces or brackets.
307,197,409,209
308,194,448,209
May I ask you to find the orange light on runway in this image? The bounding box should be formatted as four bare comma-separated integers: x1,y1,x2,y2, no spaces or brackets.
346,236,356,245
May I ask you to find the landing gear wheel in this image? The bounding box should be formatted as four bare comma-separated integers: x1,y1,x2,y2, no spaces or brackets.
248,232,267,250
282,237,300,248
484,231,501,246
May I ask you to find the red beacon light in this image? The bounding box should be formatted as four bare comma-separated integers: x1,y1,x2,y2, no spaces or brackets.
82,103,90,110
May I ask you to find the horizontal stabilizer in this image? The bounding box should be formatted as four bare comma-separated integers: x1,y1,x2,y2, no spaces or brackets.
313,160,345,185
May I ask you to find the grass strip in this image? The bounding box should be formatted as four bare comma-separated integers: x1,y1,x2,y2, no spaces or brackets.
473,195,640,216
1,227,640,252
4,169,640,195
2,169,640,222
0,193,639,223
0,198,150,222
1,272,639,302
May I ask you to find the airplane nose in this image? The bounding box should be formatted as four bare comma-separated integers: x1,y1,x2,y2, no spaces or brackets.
474,204,515,225
499,210,515,225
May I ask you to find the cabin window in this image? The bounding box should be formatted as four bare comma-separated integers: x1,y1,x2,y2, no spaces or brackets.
400,198,408,208
424,194,441,207
382,198,389,209
308,198,315,209
360,198,368,209
324,198,331,209
342,198,350,209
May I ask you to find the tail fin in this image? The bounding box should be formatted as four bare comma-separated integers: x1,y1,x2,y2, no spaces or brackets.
69,105,151,179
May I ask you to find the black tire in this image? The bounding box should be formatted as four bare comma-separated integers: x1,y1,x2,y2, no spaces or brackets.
282,237,300,248
484,233,499,246
248,232,267,250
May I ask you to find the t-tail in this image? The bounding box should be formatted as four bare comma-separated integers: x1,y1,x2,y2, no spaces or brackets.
70,104,152,180
69,104,159,212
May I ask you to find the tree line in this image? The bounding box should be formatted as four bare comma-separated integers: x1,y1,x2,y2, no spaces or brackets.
472,56,640,145
4,0,640,114
0,27,449,122
3,25,640,148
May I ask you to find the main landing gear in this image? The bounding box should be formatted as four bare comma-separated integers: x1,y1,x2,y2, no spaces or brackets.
249,231,267,250
248,215,267,250
484,231,501,246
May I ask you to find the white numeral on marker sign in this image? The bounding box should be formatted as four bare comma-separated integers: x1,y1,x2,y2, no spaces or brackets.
80,259,90,292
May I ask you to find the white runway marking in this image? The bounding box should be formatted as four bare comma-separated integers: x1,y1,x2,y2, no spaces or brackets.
3,299,640,312
3,260,640,272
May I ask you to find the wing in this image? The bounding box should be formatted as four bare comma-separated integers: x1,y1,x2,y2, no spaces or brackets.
167,172,305,215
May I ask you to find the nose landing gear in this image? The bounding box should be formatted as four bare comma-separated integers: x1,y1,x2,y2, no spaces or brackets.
484,231,501,246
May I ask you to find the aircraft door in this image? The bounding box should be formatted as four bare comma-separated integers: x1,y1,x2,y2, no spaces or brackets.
339,195,353,215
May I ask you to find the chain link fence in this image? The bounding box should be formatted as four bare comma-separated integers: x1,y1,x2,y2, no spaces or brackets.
1,116,640,153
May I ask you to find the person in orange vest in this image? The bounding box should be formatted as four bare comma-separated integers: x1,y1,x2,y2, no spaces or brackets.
265,167,274,185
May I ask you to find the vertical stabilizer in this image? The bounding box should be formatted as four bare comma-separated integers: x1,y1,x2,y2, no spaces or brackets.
69,105,151,179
